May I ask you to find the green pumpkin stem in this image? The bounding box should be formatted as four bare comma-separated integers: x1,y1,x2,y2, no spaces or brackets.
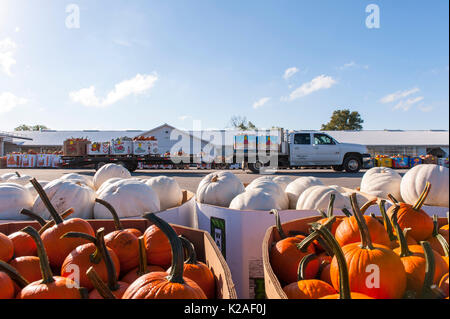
20,209,46,226
391,206,413,257
318,209,327,218
142,212,185,284
412,182,431,211
296,216,336,252
86,266,116,299
0,260,29,288
22,226,55,284
179,235,198,265
350,193,374,250
420,241,438,299
61,231,102,264
387,194,399,205
136,236,148,276
15,171,21,177
341,208,352,217
38,208,74,235
311,223,352,299
96,228,120,291
30,178,63,224
95,198,124,231
297,253,316,281
270,209,287,239
379,200,397,242
360,199,377,215
326,193,335,218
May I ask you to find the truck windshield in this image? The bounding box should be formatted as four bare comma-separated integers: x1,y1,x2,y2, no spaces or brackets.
313,134,335,145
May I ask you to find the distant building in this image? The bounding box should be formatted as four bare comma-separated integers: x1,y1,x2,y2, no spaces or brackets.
5,126,449,158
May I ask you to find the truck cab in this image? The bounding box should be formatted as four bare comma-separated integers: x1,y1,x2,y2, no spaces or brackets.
287,131,371,172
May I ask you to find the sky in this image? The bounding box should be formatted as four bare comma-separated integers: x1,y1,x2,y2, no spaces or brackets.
0,0,448,132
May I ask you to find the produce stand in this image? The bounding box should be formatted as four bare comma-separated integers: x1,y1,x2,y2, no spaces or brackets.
0,219,237,299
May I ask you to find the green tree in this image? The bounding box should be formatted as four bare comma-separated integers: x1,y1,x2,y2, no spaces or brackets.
14,124,49,131
321,109,363,131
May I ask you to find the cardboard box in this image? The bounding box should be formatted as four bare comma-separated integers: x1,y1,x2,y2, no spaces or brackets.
50,155,62,168
6,154,21,168
36,154,52,168
156,190,197,228
262,215,448,299
132,141,151,155
63,139,89,156
257,135,280,152
20,154,37,168
392,156,410,169
110,139,133,155
0,219,237,299
195,202,335,299
87,142,110,155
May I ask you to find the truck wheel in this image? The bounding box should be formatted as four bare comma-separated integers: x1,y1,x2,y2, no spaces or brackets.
343,156,361,173
332,165,344,172
126,162,138,172
248,161,264,174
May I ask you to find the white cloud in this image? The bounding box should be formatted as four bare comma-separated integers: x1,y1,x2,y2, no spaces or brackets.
0,37,17,76
15,27,20,33
380,87,420,104
178,115,192,121
337,61,369,70
253,97,270,109
283,75,336,101
69,73,158,107
0,92,28,113
283,67,299,80
418,105,433,112
393,96,424,111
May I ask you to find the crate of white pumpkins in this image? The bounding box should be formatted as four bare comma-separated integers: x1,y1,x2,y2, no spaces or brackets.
193,171,367,299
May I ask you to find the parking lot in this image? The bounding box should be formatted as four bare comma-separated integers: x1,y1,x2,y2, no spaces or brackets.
1,168,410,193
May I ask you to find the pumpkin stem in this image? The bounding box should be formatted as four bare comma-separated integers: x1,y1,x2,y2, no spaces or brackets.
391,206,413,257
297,253,316,281
86,266,116,299
179,235,198,265
341,207,352,217
420,241,438,299
317,209,327,218
379,200,396,242
311,223,352,299
412,182,431,211
96,228,120,291
38,208,74,235
20,209,46,226
136,236,148,276
432,215,449,257
21,226,55,284
95,198,123,231
61,231,102,264
78,287,90,299
296,217,336,252
270,209,287,239
360,199,377,215
15,171,21,177
211,175,218,183
387,194,399,205
350,193,374,250
0,260,29,288
326,193,335,218
142,212,185,284
30,178,63,224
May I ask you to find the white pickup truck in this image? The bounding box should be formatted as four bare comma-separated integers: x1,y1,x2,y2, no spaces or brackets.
235,130,371,173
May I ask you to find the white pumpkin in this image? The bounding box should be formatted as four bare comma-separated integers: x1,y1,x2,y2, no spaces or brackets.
59,173,95,189
252,176,292,191
0,183,34,220
196,171,245,207
145,176,183,210
285,177,323,209
94,179,160,219
229,189,282,211
5,175,32,186
96,177,125,195
25,180,50,199
246,179,289,210
296,185,350,211
360,167,403,201
93,163,131,190
32,179,96,219
400,164,449,207
0,173,17,182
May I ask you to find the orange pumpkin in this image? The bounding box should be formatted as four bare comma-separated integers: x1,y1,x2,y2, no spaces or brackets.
330,194,407,299
419,241,449,299
96,198,140,275
439,273,449,298
122,212,207,299
386,182,434,242
17,226,86,299
283,253,336,299
0,232,14,262
0,260,29,299
30,179,95,269
60,228,121,291
143,224,174,269
8,256,42,284
167,235,216,299
120,235,165,284
425,215,448,256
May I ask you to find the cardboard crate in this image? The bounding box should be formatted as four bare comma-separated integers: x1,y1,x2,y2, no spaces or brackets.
6,154,21,168
132,141,151,155
110,139,133,155
63,140,89,156
36,154,52,168
20,154,37,168
392,156,410,169
87,142,110,155
262,215,448,299
0,219,237,299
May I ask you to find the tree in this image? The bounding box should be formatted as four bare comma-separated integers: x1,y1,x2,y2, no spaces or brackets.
321,109,363,131
14,124,49,131
229,116,257,131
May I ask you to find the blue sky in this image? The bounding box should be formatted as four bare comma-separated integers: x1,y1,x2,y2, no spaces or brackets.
0,0,448,132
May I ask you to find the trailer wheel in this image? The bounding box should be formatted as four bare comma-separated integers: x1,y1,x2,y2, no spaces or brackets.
95,162,107,171
248,161,264,174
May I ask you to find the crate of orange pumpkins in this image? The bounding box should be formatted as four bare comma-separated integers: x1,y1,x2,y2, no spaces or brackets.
262,192,449,299
0,179,236,299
